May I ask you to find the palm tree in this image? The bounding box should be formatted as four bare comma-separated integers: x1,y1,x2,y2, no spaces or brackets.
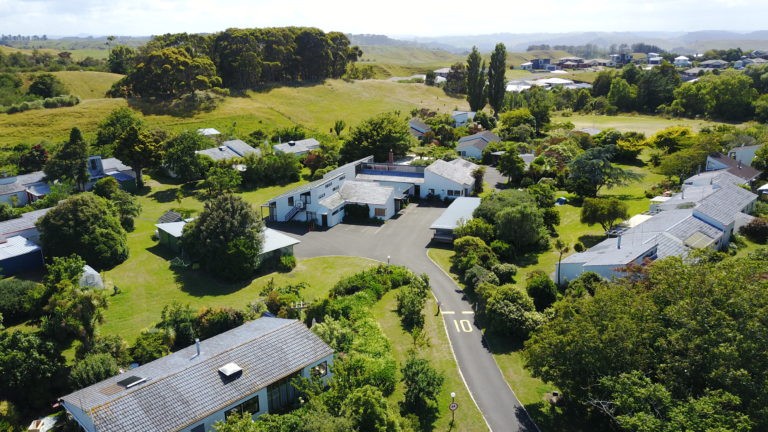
555,239,570,287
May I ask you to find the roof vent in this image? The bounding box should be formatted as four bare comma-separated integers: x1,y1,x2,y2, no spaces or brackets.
288,141,296,146
218,362,242,377
219,146,226,151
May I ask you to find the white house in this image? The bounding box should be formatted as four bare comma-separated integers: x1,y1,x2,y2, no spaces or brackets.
272,138,320,157
674,56,691,67
318,180,396,224
423,158,478,199
452,111,476,127
60,318,333,432
456,131,501,159
519,62,533,71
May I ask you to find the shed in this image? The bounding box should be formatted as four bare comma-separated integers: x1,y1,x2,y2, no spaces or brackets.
155,221,186,253
80,265,104,289
429,197,482,242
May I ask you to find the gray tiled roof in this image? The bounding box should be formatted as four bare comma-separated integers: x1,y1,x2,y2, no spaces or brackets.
273,138,320,155
0,207,51,238
0,171,46,195
694,182,758,226
198,140,260,161
61,318,332,432
426,158,478,186
457,131,500,145
338,181,393,206
707,153,761,182
408,118,430,137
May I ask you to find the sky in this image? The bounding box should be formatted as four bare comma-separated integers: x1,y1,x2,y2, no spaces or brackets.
1,0,767,37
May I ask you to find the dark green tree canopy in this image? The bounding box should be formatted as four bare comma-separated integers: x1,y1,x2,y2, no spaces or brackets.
95,107,145,153
466,46,486,112
340,112,413,163
36,193,129,269
487,43,507,115
27,73,67,98
181,193,264,281
580,197,630,231
566,146,642,198
44,127,89,188
163,130,212,182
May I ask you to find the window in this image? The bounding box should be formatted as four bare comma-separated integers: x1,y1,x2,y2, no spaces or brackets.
318,193,325,199
375,208,386,217
332,186,339,191
447,190,454,196
339,176,346,181
288,196,294,206
191,425,205,432
311,361,328,378
267,372,301,413
325,182,332,188
225,395,260,420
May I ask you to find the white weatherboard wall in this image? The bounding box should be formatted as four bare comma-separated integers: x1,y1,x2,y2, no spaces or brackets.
181,388,269,432
422,171,470,200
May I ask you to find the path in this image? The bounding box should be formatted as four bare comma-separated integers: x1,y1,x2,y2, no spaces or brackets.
274,203,537,432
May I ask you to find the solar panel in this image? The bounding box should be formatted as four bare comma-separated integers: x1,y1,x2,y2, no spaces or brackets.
117,376,146,388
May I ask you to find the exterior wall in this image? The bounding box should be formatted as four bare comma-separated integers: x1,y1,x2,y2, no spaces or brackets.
180,388,269,432
60,402,97,432
422,172,471,200
158,230,180,253
556,261,590,283
730,146,759,167
0,191,28,207
0,249,44,276
456,145,482,159
271,174,347,222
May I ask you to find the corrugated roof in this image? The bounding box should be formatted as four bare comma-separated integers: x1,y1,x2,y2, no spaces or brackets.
457,131,500,145
430,197,482,230
0,235,41,260
61,318,332,432
155,221,186,238
198,140,260,161
707,153,761,182
694,182,758,226
273,138,320,155
0,207,51,238
158,210,183,224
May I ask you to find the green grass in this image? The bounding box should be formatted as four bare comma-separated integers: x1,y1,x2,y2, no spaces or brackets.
53,71,123,100
372,290,487,432
554,113,724,136
358,45,463,78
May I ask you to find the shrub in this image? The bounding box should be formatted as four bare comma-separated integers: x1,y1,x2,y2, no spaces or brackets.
463,264,499,292
195,307,248,340
485,284,544,338
396,284,427,331
0,278,46,324
492,263,518,284
278,255,297,272
69,353,119,390
130,330,170,364
526,271,558,311
573,241,586,252
740,217,768,244
452,236,498,274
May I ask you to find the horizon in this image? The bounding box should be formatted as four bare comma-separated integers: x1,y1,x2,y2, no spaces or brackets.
2,0,768,38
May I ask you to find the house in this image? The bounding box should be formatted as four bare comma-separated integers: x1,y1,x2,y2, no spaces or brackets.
727,144,762,168
558,172,757,282
705,153,761,184
519,62,533,71
197,128,221,138
647,54,663,65
0,236,45,276
0,171,48,206
197,139,260,162
699,59,729,69
423,158,478,199
610,53,634,66
273,138,320,157
86,156,136,192
60,318,333,432
506,80,534,93
319,180,396,224
0,207,50,244
674,56,691,67
429,197,481,242
434,67,451,78
530,58,551,70
408,118,431,139
456,131,501,159
452,111,476,127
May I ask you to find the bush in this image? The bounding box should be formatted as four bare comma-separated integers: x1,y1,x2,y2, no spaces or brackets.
396,284,427,331
452,236,498,274
485,284,544,338
130,330,170,364
463,264,499,292
0,278,46,324
278,255,297,272
492,263,518,284
69,353,119,390
740,217,768,244
526,271,558,311
195,307,248,340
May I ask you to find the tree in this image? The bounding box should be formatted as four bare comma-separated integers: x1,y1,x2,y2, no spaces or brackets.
454,218,495,243
181,194,264,281
95,107,145,153
331,119,346,137
92,177,142,230
580,197,630,231
554,239,570,287
130,331,170,364
0,331,66,411
591,71,614,97
115,124,162,189
498,108,536,139
342,385,399,432
425,70,436,86
648,126,694,153
566,146,642,198
487,43,507,116
525,271,558,311
495,204,549,254
163,130,212,182
107,45,136,74
444,62,467,94
18,144,49,172
466,46,486,111
44,127,89,189
497,151,526,184
69,353,119,390
401,355,444,413
472,166,485,194
27,73,66,98
752,144,768,171
340,112,413,163
202,165,241,196
525,86,553,133
754,94,768,123
36,193,129,269
607,77,636,111
636,62,680,112
485,284,544,338
119,47,221,99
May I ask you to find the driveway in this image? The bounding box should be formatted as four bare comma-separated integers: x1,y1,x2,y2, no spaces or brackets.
271,203,537,432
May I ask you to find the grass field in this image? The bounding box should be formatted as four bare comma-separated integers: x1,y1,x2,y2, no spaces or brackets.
555,113,723,136
372,290,488,432
53,71,123,100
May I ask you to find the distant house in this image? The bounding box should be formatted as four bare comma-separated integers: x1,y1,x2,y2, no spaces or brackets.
558,172,757,282
60,318,334,432
519,62,533,71
423,158,479,200
197,128,221,138
699,59,729,69
674,56,691,67
456,131,501,159
0,208,51,276
0,171,48,207
273,138,320,157
429,197,481,242
727,144,762,168
197,139,260,162
434,67,451,78
530,58,551,70
408,118,431,139
705,153,761,184
610,53,634,66
86,156,136,192
452,111,476,127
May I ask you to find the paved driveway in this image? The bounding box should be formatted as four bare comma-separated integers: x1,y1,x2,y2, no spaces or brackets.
272,203,537,432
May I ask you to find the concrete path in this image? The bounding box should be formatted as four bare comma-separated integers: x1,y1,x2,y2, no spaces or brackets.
274,203,537,432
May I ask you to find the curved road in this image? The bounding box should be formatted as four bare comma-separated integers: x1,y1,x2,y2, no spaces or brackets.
274,203,537,432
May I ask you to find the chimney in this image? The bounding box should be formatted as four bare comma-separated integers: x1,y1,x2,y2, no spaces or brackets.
192,338,201,359
617,235,622,250
388,149,394,164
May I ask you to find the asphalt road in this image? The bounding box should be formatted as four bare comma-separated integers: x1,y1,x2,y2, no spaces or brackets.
274,203,538,432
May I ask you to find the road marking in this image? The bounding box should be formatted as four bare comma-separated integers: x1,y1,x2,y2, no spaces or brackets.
461,310,474,315
453,319,473,333
441,310,456,315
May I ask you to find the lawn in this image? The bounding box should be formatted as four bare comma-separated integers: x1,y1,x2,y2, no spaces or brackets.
372,289,488,432
53,71,123,100
554,112,723,136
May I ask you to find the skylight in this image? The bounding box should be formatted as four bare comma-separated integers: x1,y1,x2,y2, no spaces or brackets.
218,363,243,377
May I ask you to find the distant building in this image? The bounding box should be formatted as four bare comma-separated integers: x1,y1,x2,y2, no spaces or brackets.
86,156,136,192
273,138,321,157
705,153,761,184
699,59,729,69
674,56,691,67
408,118,431,139
60,318,334,432
197,139,261,162
196,128,221,138
434,67,451,78
727,144,763,168
0,208,51,275
456,131,501,159
452,111,476,127
0,171,48,207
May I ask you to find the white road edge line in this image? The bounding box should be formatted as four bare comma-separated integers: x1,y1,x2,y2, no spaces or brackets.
441,310,456,314
461,311,475,315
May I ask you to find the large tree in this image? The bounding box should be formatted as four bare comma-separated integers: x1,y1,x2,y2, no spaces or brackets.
466,46,486,112
95,107,145,154
340,112,413,163
497,151,526,184
487,43,507,116
181,194,264,281
494,203,549,254
0,331,66,411
36,193,129,269
566,146,642,198
580,197,630,231
115,124,163,189
119,47,222,99
163,130,212,182
107,45,136,74
44,127,89,189
444,62,467,94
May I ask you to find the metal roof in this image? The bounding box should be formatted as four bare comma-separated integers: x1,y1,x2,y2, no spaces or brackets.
430,197,482,230
0,207,51,238
197,128,221,136
198,140,260,161
60,318,332,432
273,138,320,155
338,181,393,206
155,221,186,238
457,131,500,145
262,228,300,254
0,171,47,195
694,182,758,226
0,235,41,260
425,158,478,186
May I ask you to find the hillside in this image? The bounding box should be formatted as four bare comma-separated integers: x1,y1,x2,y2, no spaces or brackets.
53,71,123,99
357,44,463,77
0,79,467,147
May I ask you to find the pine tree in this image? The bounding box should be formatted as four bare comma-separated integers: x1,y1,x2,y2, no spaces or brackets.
466,46,486,112
487,43,507,116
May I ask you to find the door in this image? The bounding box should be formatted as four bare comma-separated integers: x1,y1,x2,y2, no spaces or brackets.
321,214,328,227
414,185,420,198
